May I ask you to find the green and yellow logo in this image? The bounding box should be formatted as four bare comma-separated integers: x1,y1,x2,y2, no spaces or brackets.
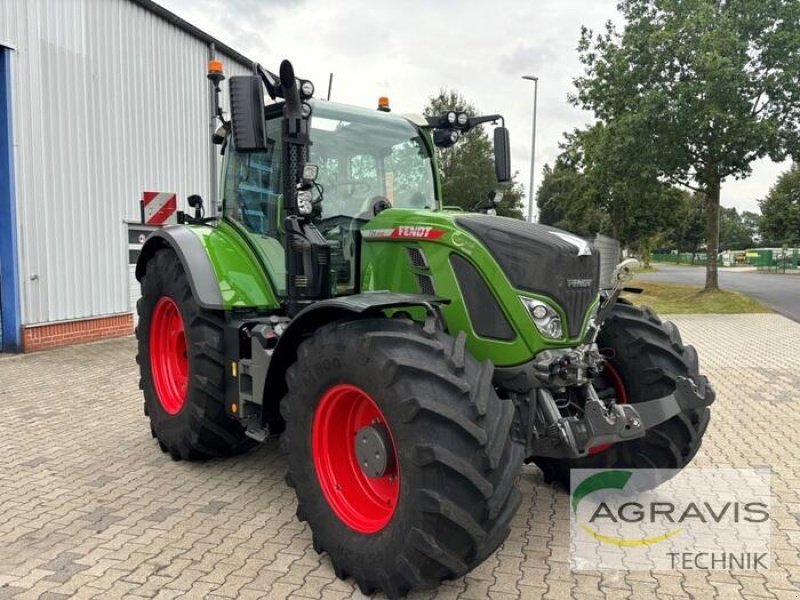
572,470,683,547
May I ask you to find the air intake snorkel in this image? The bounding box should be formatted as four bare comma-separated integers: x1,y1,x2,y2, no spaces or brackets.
279,59,308,216
280,59,303,120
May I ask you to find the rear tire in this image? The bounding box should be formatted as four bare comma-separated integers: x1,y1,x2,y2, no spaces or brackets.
532,303,713,488
136,248,254,460
281,318,524,598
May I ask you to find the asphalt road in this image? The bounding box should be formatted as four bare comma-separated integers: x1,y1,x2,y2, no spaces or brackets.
636,263,800,322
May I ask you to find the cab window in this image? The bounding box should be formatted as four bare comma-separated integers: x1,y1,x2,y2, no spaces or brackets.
223,118,282,237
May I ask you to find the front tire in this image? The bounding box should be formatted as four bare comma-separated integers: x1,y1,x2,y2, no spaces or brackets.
281,318,524,598
136,248,253,460
533,303,713,488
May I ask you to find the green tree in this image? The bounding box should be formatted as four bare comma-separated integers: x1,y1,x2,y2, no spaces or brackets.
536,159,608,236
741,211,762,246
719,207,755,250
667,192,707,262
550,124,681,264
573,0,800,290
424,90,524,219
759,164,800,245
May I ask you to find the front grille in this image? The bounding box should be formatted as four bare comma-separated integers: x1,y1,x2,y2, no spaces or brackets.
456,216,600,338
450,254,516,341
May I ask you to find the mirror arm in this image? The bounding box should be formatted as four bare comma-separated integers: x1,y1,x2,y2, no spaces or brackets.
424,114,504,133
255,63,282,101
466,114,504,130
211,83,225,123
280,60,303,120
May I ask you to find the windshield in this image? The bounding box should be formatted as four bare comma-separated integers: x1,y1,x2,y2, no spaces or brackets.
310,101,436,220
308,102,436,291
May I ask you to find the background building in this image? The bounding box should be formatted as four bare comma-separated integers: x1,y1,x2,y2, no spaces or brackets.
0,0,253,351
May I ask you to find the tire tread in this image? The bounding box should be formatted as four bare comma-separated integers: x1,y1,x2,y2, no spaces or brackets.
136,248,253,460
282,318,523,597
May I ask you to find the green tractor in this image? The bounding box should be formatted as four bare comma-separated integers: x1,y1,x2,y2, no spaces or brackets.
135,59,714,597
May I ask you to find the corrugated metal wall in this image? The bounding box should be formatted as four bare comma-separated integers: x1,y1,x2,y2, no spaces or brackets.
0,0,251,326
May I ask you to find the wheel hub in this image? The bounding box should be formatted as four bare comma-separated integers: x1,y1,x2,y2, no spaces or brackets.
354,424,393,478
149,296,188,415
311,384,400,533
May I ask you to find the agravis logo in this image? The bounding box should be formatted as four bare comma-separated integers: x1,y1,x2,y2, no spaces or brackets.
572,470,683,547
570,468,771,571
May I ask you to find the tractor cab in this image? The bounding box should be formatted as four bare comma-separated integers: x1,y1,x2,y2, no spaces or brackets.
221,101,437,295
208,59,512,316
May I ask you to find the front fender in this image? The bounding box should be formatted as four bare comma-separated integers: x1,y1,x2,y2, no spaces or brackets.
274,291,448,361
261,292,447,427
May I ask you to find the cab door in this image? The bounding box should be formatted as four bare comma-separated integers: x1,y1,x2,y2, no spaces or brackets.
221,112,287,296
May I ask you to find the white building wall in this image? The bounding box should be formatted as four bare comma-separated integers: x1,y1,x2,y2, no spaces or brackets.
0,0,251,326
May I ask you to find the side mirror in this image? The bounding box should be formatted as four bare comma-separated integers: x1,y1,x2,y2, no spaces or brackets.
187,194,204,220
493,126,511,182
229,76,267,152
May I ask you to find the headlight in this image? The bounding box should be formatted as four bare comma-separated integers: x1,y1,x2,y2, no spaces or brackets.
446,111,457,124
456,112,469,126
297,190,313,215
521,297,563,339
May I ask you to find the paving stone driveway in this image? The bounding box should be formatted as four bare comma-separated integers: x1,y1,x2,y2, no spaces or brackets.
1,314,800,599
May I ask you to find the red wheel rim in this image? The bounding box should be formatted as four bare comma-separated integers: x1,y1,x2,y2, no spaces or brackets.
149,297,188,415
312,384,400,534
587,363,628,455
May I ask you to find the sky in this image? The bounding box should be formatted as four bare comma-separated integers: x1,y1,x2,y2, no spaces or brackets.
158,0,791,218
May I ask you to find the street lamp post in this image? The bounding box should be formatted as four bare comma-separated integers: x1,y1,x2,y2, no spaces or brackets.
522,75,538,223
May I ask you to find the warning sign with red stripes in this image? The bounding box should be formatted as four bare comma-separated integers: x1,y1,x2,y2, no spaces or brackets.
142,192,177,225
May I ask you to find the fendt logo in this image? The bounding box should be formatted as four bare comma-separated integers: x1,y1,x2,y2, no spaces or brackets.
570,469,771,571
566,278,593,288
362,226,446,240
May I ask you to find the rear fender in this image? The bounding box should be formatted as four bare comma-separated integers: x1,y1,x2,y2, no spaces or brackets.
135,224,280,311
136,227,225,309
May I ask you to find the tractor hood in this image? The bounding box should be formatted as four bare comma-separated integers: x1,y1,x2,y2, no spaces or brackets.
455,215,600,338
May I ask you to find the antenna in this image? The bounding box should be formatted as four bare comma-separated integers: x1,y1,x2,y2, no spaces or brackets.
327,73,333,101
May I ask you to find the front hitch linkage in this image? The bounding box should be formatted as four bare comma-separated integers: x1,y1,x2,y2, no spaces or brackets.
530,375,713,459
